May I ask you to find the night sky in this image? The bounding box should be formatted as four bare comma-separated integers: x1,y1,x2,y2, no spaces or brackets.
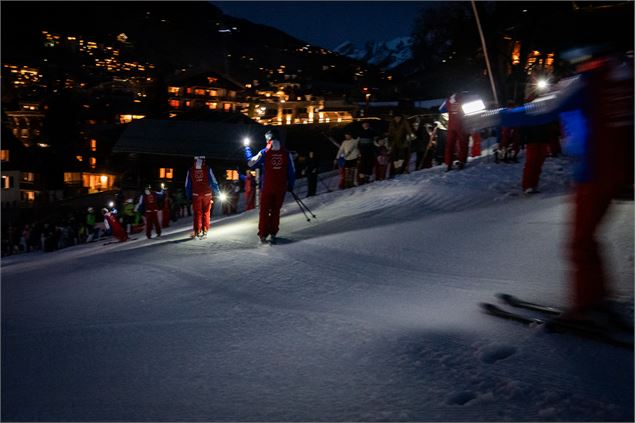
212,1,431,50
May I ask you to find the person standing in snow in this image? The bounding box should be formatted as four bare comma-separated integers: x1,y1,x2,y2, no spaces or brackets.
410,117,430,171
242,170,257,210
102,208,128,242
374,136,390,180
244,129,296,243
85,207,97,242
185,156,220,239
121,198,136,234
335,130,361,189
422,122,440,169
161,187,171,228
135,185,162,239
304,151,319,197
439,92,470,171
521,121,560,194
387,113,415,176
357,121,378,184
467,47,634,322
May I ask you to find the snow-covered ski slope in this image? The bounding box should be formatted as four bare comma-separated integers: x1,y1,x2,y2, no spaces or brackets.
2,150,633,421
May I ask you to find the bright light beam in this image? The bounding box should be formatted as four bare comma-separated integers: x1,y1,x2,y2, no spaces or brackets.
462,99,486,115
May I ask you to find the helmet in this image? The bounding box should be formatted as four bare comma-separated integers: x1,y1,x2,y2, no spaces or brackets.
265,129,278,140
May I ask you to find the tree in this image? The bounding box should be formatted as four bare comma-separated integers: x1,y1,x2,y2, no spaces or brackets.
410,3,481,72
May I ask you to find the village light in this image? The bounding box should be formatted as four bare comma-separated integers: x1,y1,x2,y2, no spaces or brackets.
108,201,114,208
461,99,486,115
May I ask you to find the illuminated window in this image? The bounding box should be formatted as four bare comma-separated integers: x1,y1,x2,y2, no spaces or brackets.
119,114,146,124
207,77,218,85
511,41,521,65
186,88,192,94
76,155,83,162
21,191,36,202
207,102,218,110
223,103,231,111
159,168,173,179
2,175,13,189
169,99,180,108
208,90,218,97
22,172,36,182
0,150,9,162
64,172,82,183
90,139,97,152
225,169,239,181
194,89,206,96
89,157,96,169
167,86,180,95
185,101,191,108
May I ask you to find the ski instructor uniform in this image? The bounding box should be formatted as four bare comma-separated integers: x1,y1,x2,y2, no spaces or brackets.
185,156,220,239
465,49,633,320
244,130,296,242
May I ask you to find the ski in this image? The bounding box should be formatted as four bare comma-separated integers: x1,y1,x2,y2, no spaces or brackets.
496,293,634,332
480,302,544,326
103,237,137,246
480,302,634,350
496,293,561,316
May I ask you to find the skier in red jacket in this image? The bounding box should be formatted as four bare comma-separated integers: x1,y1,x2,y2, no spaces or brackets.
439,92,470,171
244,129,296,243
102,208,128,242
466,46,633,323
135,185,162,239
185,156,220,239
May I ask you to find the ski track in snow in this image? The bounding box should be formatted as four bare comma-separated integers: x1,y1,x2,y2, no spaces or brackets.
2,148,633,421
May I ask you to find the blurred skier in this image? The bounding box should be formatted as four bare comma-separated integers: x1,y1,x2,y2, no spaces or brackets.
244,129,296,243
185,156,220,239
467,46,634,323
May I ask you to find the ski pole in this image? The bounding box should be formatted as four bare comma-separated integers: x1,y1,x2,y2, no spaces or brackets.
293,192,317,219
292,194,311,222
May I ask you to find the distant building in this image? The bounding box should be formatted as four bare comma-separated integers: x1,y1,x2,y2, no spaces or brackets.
112,113,272,190
167,71,244,113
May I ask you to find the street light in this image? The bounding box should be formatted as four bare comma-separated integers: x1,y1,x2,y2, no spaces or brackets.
243,137,250,146
219,192,228,202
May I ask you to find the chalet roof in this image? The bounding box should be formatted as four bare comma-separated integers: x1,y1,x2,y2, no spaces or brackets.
113,119,274,161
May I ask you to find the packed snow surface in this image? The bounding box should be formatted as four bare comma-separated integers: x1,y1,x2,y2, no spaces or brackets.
2,149,633,421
